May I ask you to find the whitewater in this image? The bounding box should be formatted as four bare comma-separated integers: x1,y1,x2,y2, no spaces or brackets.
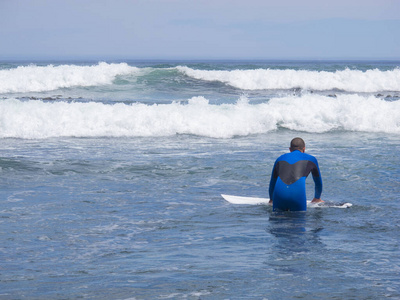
0,62,139,93
1,62,400,94
1,60,400,299
0,61,399,138
0,94,399,139
177,65,400,92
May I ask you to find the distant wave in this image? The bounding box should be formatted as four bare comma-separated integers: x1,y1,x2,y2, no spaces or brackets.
0,62,139,93
1,95,399,139
3,63,399,95
177,66,400,93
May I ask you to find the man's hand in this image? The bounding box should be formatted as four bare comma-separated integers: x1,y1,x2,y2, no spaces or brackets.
311,198,324,203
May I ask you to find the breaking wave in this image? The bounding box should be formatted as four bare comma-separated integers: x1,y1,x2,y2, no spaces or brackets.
0,62,139,93
177,66,400,92
1,95,399,139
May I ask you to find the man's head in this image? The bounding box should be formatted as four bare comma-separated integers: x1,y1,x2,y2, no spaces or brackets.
290,137,306,153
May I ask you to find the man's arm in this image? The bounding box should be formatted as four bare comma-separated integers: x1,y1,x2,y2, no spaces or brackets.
311,159,323,200
313,175,323,199
268,161,278,202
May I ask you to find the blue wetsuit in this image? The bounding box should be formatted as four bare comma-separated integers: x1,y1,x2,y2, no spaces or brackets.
269,150,322,211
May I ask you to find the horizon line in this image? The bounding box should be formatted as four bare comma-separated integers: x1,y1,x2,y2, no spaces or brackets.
1,55,400,62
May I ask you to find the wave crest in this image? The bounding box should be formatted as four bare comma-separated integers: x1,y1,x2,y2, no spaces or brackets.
0,62,138,93
1,95,399,139
177,66,400,92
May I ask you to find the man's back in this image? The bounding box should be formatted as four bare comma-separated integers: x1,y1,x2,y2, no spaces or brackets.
269,150,322,211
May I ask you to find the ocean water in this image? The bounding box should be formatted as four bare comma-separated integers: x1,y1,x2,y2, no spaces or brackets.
0,60,399,299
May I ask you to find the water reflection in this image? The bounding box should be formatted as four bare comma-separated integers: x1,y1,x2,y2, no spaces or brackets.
265,210,325,277
268,210,324,247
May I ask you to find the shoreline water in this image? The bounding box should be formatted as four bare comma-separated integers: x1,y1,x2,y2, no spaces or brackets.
0,60,399,299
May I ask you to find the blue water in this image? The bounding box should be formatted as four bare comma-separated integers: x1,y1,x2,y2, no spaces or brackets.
0,60,399,299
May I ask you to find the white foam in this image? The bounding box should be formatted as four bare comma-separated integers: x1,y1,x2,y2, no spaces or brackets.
0,95,399,139
0,62,138,93
177,66,400,92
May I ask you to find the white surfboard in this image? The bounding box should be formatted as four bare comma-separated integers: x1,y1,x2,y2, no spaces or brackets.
221,194,352,208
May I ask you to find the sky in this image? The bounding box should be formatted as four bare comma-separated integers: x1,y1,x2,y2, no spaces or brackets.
1,0,399,60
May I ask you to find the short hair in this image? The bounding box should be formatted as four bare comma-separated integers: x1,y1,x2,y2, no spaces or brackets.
290,137,305,150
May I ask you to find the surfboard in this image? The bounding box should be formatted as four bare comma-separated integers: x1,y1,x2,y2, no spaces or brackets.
221,194,352,208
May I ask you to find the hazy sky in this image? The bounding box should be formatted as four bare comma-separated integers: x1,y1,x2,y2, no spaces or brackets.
1,0,399,60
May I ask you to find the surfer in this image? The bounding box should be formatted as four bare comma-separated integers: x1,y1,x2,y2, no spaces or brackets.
269,137,323,211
